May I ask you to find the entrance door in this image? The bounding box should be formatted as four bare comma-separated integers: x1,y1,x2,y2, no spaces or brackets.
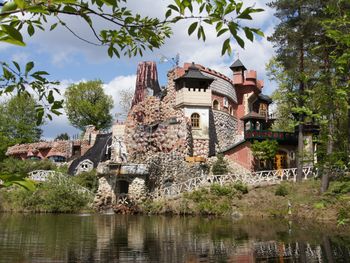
274,151,287,170
119,180,129,194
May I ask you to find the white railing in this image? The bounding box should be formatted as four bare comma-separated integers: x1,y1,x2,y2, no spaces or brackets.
27,170,93,195
152,166,317,199
28,170,66,182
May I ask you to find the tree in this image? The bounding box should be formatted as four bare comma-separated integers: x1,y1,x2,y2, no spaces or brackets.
268,0,322,182
65,80,113,131
212,154,228,175
0,0,265,124
251,140,278,170
0,94,42,160
55,133,70,141
0,0,264,56
268,0,350,191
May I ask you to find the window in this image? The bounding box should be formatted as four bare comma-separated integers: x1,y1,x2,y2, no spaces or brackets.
223,97,229,108
48,155,66,163
213,100,219,110
229,106,234,116
191,113,200,128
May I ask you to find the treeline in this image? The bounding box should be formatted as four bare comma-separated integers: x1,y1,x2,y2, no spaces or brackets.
267,0,350,191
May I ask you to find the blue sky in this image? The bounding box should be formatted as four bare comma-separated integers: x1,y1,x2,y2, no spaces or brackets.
1,0,278,140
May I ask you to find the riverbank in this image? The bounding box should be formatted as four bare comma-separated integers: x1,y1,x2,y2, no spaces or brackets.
140,179,350,225
1,176,350,226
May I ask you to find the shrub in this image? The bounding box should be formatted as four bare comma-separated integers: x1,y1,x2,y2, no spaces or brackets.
73,170,98,193
210,184,235,197
184,188,209,202
0,176,93,213
329,181,350,194
0,158,57,176
275,184,289,196
233,181,248,194
212,154,228,175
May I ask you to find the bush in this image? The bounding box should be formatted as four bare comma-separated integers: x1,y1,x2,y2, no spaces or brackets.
73,170,98,193
275,184,289,196
233,181,248,194
329,181,350,194
210,184,236,197
0,158,58,176
212,154,228,175
0,176,93,213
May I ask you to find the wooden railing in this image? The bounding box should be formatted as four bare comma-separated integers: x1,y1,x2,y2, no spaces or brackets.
152,166,317,199
27,170,93,195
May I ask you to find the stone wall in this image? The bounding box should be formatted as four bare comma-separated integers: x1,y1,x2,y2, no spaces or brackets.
146,152,209,192
193,139,209,157
124,70,192,162
212,110,238,151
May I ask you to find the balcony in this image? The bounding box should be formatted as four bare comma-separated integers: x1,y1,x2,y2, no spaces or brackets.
244,129,297,143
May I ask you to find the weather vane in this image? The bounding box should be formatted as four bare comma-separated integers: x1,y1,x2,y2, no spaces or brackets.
159,53,180,67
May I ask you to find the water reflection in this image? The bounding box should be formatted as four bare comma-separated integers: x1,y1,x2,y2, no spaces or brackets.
0,214,349,262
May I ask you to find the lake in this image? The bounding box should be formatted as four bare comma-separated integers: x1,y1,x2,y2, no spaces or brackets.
0,214,349,262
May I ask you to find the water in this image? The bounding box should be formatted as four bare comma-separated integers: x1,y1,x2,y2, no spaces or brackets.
0,214,349,263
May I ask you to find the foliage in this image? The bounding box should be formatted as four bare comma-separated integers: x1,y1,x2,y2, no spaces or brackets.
0,173,35,191
212,154,228,175
64,80,114,131
73,170,98,193
0,61,62,124
275,184,289,197
55,133,70,141
233,181,248,194
268,0,350,188
251,140,278,170
0,0,264,57
328,181,350,195
0,95,42,160
0,158,57,175
210,183,235,197
0,176,93,213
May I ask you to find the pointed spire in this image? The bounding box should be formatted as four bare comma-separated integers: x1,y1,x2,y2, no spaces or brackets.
230,59,247,71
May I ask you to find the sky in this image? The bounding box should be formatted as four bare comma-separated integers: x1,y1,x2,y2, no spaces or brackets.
0,0,279,140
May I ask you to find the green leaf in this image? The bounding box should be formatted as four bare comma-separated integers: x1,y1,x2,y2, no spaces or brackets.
217,28,229,37
234,34,245,48
1,1,18,13
168,4,179,12
12,61,20,72
25,61,34,75
1,25,25,46
244,27,253,42
221,38,230,56
27,24,35,36
50,23,58,31
188,22,198,36
14,0,25,9
165,9,172,19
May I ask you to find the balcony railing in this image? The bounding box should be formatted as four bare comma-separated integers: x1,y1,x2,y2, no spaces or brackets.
244,129,297,142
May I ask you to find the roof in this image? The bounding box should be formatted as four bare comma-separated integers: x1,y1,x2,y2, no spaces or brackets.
240,111,267,121
229,59,247,71
175,62,214,83
258,93,273,104
220,139,247,153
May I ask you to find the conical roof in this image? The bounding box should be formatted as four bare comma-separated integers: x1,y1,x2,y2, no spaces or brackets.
230,59,247,71
175,62,214,82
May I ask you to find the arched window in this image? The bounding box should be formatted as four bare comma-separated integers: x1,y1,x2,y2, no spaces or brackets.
223,97,229,107
191,113,200,128
229,106,234,116
213,100,219,110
